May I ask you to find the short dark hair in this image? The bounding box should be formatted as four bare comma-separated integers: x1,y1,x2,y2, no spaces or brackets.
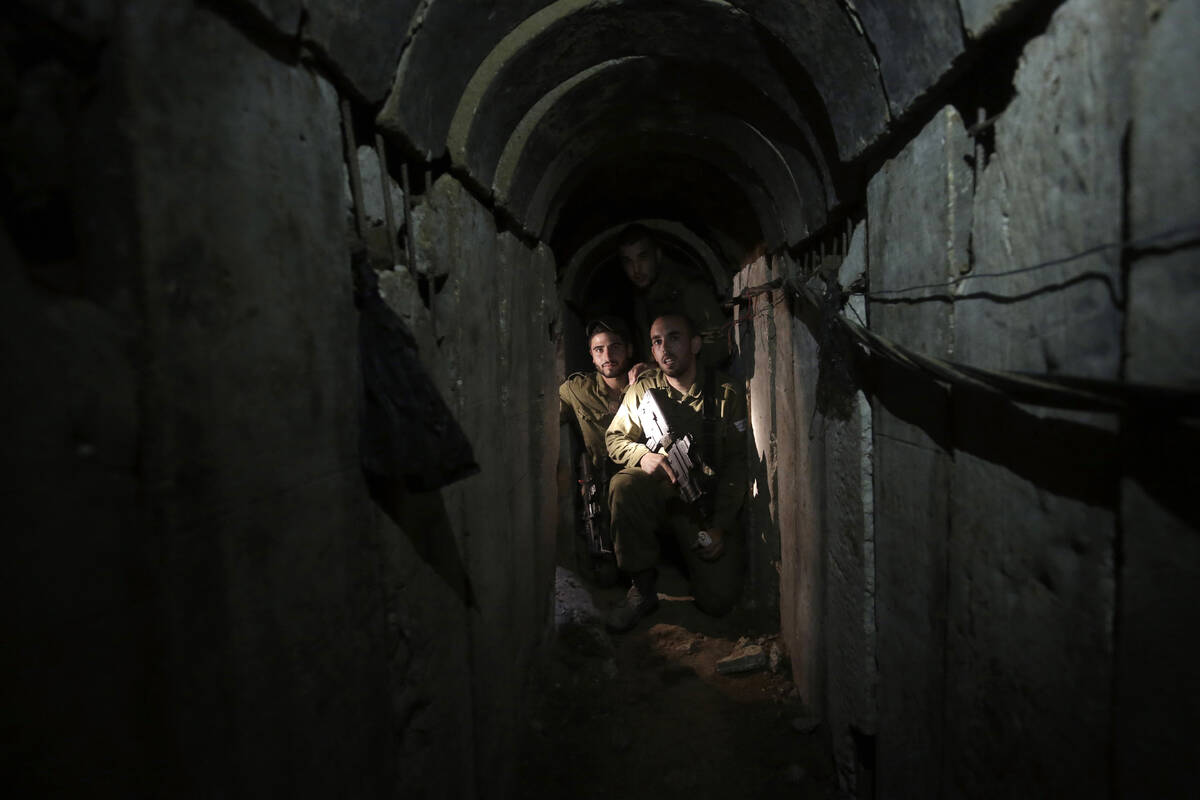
652,311,697,339
585,316,631,346
615,223,656,249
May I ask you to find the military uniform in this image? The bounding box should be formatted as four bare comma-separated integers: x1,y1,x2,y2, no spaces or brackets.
605,365,747,615
632,261,729,368
559,370,626,474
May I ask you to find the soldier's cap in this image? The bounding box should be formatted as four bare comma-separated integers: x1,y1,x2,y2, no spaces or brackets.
585,316,632,344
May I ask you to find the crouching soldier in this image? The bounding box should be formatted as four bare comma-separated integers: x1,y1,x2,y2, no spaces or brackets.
559,317,642,585
604,312,748,632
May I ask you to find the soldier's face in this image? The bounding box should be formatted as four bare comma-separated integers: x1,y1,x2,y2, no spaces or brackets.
650,316,701,378
619,239,660,289
589,332,629,378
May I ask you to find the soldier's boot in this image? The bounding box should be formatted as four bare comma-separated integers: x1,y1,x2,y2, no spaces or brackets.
605,568,659,633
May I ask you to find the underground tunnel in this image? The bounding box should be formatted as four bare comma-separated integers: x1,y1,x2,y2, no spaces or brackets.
4,0,1199,797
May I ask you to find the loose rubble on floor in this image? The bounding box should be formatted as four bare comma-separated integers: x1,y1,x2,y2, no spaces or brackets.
518,567,836,798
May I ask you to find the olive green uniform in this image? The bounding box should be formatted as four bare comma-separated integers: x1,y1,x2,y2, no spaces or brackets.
605,366,747,615
632,261,729,368
559,370,627,474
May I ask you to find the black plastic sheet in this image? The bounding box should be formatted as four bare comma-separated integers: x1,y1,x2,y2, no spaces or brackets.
354,251,479,491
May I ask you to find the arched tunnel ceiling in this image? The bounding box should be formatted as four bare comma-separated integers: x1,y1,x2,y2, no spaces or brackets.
531,120,789,248
445,0,824,190
494,56,831,242
373,0,970,261
545,146,765,261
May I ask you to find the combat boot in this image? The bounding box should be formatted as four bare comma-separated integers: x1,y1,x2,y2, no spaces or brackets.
606,568,658,633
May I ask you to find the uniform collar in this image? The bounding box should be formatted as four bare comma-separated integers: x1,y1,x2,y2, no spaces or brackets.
663,363,706,399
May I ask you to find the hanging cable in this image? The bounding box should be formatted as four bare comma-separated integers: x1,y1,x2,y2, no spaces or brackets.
732,269,1200,418
867,221,1200,298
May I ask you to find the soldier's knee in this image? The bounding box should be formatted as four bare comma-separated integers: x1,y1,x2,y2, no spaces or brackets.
608,468,651,503
607,471,633,507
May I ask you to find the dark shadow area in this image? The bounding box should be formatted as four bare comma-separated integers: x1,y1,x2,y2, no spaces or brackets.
947,385,1118,508
364,474,475,608
789,283,1198,518
858,343,1199,525
861,355,954,453
797,282,861,423
1122,415,1200,532
518,562,836,800
549,149,761,262
354,252,477,606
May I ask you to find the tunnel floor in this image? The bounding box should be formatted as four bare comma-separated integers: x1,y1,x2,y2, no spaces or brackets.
515,565,837,799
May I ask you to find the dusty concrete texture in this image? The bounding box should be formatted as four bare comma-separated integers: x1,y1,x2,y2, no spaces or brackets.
823,225,878,796
113,5,399,795
778,257,827,717
302,0,421,102
378,177,561,798
344,143,406,264
734,0,889,160
958,0,1028,38
958,0,1132,380
867,105,971,360
854,1,965,117
6,3,558,795
946,4,1131,793
1126,0,1200,387
231,0,421,103
1118,1,1200,795
408,174,560,799
732,253,826,714
379,0,552,158
865,105,969,798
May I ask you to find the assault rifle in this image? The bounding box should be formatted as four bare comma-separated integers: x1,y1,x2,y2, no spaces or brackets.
578,452,613,557
635,389,709,511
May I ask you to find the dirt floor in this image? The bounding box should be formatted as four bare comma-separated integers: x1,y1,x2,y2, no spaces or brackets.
515,564,838,799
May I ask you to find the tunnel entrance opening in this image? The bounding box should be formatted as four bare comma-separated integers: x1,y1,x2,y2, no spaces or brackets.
535,205,843,796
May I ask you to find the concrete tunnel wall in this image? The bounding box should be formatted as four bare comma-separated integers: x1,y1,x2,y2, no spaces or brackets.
4,2,557,798
737,2,1200,797
3,0,1199,798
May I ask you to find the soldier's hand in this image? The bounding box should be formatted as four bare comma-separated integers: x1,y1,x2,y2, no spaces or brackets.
698,527,726,561
627,361,653,384
639,452,677,484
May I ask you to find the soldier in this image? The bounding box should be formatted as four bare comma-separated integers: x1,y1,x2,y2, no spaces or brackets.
559,317,639,583
604,312,748,632
616,223,730,368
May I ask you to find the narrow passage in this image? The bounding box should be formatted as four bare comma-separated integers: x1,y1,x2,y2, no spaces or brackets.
516,565,838,799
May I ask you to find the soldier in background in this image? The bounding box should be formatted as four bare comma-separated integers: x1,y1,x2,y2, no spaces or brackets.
616,224,730,368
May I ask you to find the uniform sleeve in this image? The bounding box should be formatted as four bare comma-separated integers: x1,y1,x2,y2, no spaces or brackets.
710,383,748,532
605,382,652,469
558,381,573,425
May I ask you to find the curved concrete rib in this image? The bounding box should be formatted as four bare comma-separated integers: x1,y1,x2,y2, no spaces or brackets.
538,133,786,250
528,120,788,249
493,54,830,228
447,0,823,194
492,56,648,207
